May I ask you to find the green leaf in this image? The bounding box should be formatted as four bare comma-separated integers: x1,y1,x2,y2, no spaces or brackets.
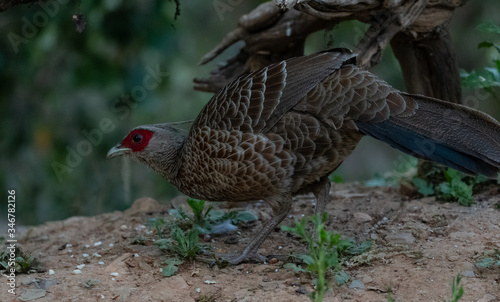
154,238,171,250
449,178,474,206
329,174,343,184
334,271,350,285
208,209,225,222
347,241,373,255
169,208,190,221
476,257,496,269
478,41,494,49
412,177,435,196
461,69,500,89
235,210,258,223
165,257,184,266
476,22,500,34
444,168,462,182
439,182,452,195
325,251,340,270
162,263,179,277
280,225,296,233
297,254,315,266
187,198,205,214
474,174,490,184
147,217,166,230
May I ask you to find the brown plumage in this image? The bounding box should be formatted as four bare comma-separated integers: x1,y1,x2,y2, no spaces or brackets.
107,49,500,264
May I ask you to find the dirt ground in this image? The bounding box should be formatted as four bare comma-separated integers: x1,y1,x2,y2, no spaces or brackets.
2,182,500,302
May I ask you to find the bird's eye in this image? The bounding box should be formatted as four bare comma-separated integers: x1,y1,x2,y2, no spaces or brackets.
132,133,143,144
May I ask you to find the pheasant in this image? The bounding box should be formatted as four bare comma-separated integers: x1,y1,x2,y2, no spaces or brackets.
107,49,500,264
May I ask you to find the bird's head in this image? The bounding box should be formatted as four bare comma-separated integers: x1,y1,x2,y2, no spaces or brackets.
107,124,185,178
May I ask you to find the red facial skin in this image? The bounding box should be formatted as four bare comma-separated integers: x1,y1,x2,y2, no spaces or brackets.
121,129,153,152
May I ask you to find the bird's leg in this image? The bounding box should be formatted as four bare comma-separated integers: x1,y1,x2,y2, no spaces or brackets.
314,176,331,215
218,198,292,265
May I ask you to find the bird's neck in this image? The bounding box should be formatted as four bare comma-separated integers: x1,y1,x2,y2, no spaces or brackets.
151,135,185,182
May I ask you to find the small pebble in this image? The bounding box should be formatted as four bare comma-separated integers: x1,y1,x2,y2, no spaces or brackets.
82,253,89,257
76,264,85,270
134,253,140,257
269,258,278,264
385,232,415,245
349,280,365,289
120,225,127,229
110,272,119,277
49,269,55,275
461,270,475,278
66,244,73,247
72,270,82,275
196,288,201,293
98,262,105,265
94,241,102,246
85,245,90,248
109,243,114,247
93,253,102,257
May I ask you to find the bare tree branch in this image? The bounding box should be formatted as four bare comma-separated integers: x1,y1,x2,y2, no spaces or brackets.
195,0,468,97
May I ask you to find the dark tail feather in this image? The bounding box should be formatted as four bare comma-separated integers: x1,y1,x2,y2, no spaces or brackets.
356,93,500,178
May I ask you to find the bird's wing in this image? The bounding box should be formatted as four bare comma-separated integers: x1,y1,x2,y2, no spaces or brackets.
191,49,357,133
292,64,418,130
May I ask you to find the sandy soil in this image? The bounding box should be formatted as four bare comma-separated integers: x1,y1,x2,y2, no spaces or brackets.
1,183,499,302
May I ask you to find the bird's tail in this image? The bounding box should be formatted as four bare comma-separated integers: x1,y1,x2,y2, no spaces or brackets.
356,93,500,178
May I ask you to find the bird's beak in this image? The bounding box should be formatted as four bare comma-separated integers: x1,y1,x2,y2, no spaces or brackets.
107,144,132,159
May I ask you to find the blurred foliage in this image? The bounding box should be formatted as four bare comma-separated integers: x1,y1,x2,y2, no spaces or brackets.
0,0,257,225
0,1,499,226
460,22,500,98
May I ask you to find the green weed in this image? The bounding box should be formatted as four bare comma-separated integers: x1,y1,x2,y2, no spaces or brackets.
387,286,395,302
282,212,371,302
444,275,464,302
412,168,489,206
0,247,40,274
475,249,500,269
161,257,184,277
147,217,167,238
329,174,344,184
154,225,204,277
460,22,500,98
155,225,201,259
169,198,257,234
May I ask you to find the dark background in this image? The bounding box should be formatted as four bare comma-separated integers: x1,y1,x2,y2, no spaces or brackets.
1,0,499,226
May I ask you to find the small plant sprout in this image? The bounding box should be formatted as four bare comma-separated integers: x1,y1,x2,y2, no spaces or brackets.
444,275,464,302
282,212,371,302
